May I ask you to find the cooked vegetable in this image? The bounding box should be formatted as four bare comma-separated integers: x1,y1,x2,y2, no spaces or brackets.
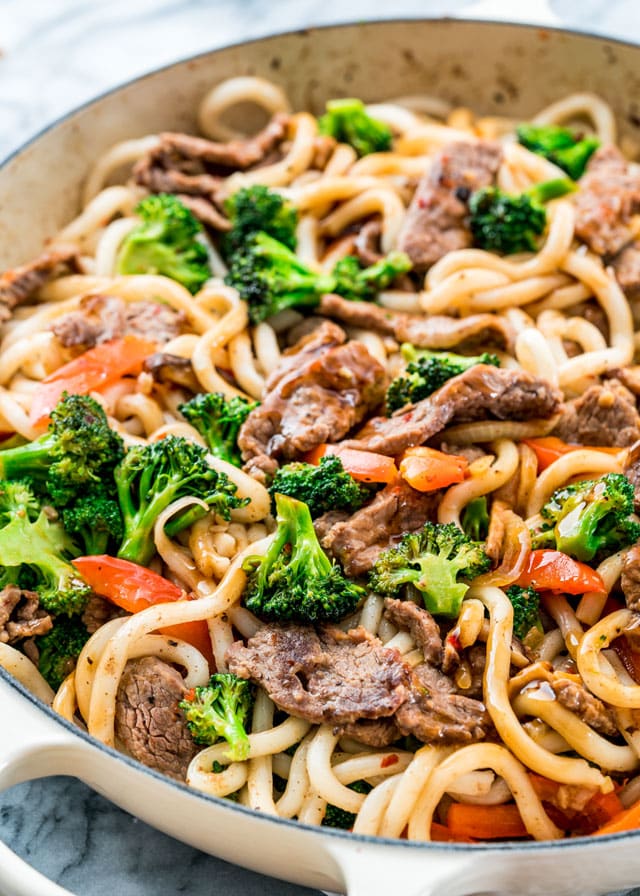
61,484,124,556
72,555,184,612
322,781,372,829
532,473,640,563
386,344,501,413
505,584,543,640
269,455,371,518
517,123,600,180
0,394,124,509
116,193,211,292
523,437,620,472
0,480,90,617
446,803,528,840
331,252,412,302
461,497,490,541
318,98,392,157
243,493,364,623
225,231,336,324
222,184,298,255
369,521,490,617
179,391,259,467
469,178,575,255
36,615,90,690
594,799,640,836
115,436,244,565
179,673,253,761
398,446,468,493
305,444,398,484
516,549,606,595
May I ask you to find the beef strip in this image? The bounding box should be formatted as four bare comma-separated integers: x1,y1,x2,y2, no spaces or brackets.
340,365,561,457
316,480,439,576
624,442,640,512
0,585,52,643
553,379,640,447
82,594,128,634
383,597,443,666
550,678,618,738
574,145,640,257
0,245,79,322
339,717,400,748
226,624,409,725
395,662,491,744
51,294,185,350
238,321,386,479
621,544,640,613
143,352,200,392
612,241,640,296
318,293,514,351
174,194,231,231
397,140,502,270
354,219,384,266
115,656,197,780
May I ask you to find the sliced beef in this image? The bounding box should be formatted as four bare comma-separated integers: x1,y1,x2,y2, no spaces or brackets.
238,321,386,479
397,140,502,270
316,480,438,576
395,662,491,744
574,145,640,257
612,241,640,296
0,245,79,322
143,352,200,392
354,219,383,267
133,114,290,224
341,365,561,457
226,623,409,725
51,294,185,350
550,678,618,738
81,594,128,634
621,544,640,613
553,379,640,447
339,717,400,748
383,597,443,666
624,441,640,512
318,293,513,350
115,656,197,780
0,585,52,644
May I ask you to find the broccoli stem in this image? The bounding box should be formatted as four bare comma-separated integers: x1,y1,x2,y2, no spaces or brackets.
525,178,576,204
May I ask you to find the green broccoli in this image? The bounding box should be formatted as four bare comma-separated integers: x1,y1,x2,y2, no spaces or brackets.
322,781,373,829
61,483,124,556
331,252,412,302
116,193,211,293
469,178,575,255
115,436,245,566
243,493,364,623
222,184,298,256
269,455,371,518
531,472,640,564
516,123,600,180
179,673,254,761
369,521,490,618
318,98,392,157
36,616,90,690
0,394,124,508
0,480,90,616
505,584,543,641
179,392,258,468
225,231,336,324
386,344,501,413
461,497,490,542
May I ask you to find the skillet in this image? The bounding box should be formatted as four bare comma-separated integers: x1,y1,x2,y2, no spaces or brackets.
2,18,640,896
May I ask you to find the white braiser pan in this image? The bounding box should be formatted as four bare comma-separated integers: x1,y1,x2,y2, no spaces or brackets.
2,19,640,896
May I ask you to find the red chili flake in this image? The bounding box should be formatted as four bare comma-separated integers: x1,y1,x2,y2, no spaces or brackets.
380,754,399,769
446,628,462,652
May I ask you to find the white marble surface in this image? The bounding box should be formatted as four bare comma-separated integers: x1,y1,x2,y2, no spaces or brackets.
2,1,640,894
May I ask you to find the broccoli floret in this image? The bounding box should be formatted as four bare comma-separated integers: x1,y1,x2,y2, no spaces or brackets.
469,178,575,255
318,98,392,157
222,185,298,256
179,673,253,761
243,493,364,623
0,480,90,616
116,193,211,293
269,455,371,518
506,584,543,641
531,473,640,564
322,781,372,829
36,616,90,690
115,436,245,566
461,497,490,542
0,394,124,508
369,521,490,618
331,252,412,302
516,123,600,180
61,483,124,556
386,344,501,413
179,392,258,467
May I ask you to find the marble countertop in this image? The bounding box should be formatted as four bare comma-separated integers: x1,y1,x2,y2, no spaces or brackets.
2,1,640,894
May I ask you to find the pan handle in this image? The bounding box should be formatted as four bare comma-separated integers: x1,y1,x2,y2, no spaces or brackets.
0,675,91,896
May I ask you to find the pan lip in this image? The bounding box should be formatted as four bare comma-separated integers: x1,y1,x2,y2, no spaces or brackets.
2,660,638,853
1,12,640,857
